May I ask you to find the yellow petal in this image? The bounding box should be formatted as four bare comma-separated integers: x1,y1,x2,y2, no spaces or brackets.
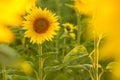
20,61,33,74
0,26,14,43
0,0,36,26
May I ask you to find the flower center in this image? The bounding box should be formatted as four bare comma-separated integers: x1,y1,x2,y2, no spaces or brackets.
66,26,71,32
33,18,49,33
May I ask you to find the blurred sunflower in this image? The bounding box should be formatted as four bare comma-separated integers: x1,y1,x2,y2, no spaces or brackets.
0,26,14,43
106,60,120,80
0,0,36,26
62,23,76,33
74,0,96,15
62,23,76,39
92,0,120,59
23,7,60,44
20,61,33,74
0,0,36,43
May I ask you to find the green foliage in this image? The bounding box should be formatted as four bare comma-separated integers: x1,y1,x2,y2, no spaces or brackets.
0,44,18,65
0,0,115,80
63,45,88,63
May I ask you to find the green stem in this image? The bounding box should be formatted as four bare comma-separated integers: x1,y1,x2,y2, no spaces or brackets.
93,34,101,80
43,74,47,80
55,0,61,57
38,44,43,80
33,69,39,80
85,69,94,80
55,0,61,16
2,65,7,80
89,49,95,63
37,0,42,6
62,38,66,57
94,39,98,80
99,69,104,80
76,13,81,45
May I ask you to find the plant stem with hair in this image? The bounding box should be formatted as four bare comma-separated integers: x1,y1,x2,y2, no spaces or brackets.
93,34,101,80
55,0,61,57
2,65,7,80
38,44,43,80
62,37,66,57
76,13,81,45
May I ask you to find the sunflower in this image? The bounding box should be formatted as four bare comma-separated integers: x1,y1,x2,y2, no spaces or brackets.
62,23,76,39
74,0,95,15
0,26,14,43
62,23,76,33
0,0,36,43
23,7,60,44
0,0,36,27
20,61,33,74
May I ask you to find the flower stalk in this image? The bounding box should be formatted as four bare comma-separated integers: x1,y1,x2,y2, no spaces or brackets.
76,13,81,45
93,34,101,80
2,65,7,80
38,44,43,80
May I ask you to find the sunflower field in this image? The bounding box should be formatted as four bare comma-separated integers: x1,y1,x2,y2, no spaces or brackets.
0,0,120,80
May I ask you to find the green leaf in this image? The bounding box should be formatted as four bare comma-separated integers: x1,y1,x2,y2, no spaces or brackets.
10,75,35,80
65,3,74,9
67,64,92,70
106,61,118,70
40,52,57,58
54,73,70,80
67,65,84,69
0,44,19,65
44,64,65,72
63,45,88,63
83,64,93,69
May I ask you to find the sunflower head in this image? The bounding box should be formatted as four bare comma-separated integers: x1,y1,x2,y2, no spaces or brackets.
62,23,76,39
20,61,33,74
33,18,49,33
62,23,76,33
0,0,36,26
74,0,95,15
23,7,60,44
0,26,14,43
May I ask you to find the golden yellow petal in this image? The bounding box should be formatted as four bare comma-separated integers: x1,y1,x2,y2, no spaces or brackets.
0,26,14,43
